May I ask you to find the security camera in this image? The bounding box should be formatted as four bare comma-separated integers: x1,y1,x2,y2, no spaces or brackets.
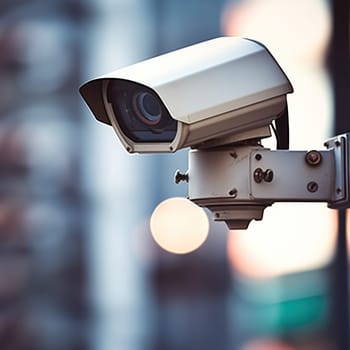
80,37,293,153
80,37,350,229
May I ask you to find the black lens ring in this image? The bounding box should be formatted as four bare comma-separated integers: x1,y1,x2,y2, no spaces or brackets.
132,92,162,125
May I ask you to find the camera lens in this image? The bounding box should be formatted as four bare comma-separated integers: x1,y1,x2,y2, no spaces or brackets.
107,80,177,142
133,92,162,125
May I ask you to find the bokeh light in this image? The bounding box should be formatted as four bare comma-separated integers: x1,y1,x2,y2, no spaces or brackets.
240,338,295,350
222,0,331,69
227,204,337,279
150,197,209,254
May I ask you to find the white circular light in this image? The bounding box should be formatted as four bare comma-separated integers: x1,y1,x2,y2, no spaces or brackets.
150,197,209,254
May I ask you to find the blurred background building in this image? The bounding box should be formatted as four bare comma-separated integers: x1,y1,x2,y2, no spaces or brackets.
0,0,348,349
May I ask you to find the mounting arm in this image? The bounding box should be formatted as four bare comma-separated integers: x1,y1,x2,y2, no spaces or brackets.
175,133,350,229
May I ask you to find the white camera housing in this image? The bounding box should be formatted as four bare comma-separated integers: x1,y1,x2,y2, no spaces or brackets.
80,37,350,229
80,37,293,153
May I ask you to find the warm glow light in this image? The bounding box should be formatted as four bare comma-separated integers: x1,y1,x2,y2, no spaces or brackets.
345,209,350,254
241,338,295,350
227,204,337,279
150,197,209,254
222,0,331,68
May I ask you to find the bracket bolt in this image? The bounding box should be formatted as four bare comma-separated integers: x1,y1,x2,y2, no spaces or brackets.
228,188,238,198
174,170,189,184
307,181,319,193
305,150,322,166
254,168,274,183
264,169,274,182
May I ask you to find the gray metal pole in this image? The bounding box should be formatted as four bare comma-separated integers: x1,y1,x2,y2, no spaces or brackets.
328,0,350,349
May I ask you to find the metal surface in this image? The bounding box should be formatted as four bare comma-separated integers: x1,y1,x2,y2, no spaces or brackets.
81,37,292,125
326,133,350,207
188,145,272,228
250,149,334,201
80,37,293,154
194,198,269,229
186,138,350,229
328,0,350,347
189,146,257,201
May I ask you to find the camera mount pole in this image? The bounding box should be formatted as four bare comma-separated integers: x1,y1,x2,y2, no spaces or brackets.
329,0,350,348
182,134,350,230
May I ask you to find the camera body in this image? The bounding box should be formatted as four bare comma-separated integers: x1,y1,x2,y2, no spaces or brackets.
80,37,293,153
80,37,350,229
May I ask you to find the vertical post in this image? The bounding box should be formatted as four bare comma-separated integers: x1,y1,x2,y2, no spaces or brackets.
328,0,350,349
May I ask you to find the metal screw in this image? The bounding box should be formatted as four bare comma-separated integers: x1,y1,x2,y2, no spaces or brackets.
335,140,341,147
255,154,262,161
228,188,238,198
254,168,264,183
305,150,322,166
174,170,189,184
307,181,319,193
254,168,274,183
264,169,274,182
